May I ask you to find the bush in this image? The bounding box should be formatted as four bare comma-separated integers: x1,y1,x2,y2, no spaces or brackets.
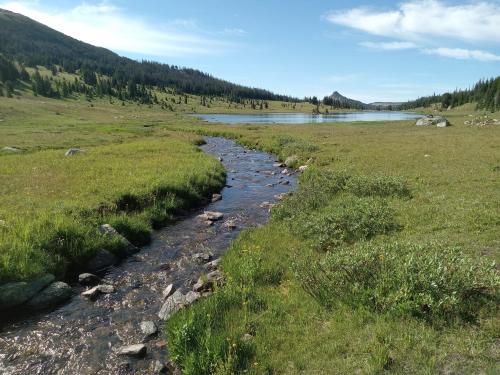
295,241,499,322
292,196,398,251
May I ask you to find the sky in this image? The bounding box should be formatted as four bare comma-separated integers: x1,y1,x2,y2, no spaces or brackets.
1,0,499,102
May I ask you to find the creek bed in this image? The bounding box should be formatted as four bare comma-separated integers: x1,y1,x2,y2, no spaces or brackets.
0,137,297,374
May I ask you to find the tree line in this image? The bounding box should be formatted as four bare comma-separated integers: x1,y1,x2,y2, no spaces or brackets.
0,9,296,102
399,77,500,112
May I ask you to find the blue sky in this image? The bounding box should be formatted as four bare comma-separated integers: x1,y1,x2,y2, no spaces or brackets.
2,0,499,102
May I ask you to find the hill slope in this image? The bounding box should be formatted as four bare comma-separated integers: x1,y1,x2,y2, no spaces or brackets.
323,91,372,109
0,8,293,101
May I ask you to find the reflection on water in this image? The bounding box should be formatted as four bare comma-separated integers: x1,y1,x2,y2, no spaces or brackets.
192,111,423,124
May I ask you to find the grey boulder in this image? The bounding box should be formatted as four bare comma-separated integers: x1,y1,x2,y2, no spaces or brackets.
86,249,117,272
25,281,72,310
0,274,55,311
416,116,450,127
117,344,147,357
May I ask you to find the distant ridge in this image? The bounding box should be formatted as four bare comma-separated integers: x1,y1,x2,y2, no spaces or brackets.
0,8,295,101
323,91,372,109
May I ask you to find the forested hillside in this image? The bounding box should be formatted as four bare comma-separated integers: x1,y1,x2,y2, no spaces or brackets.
0,8,295,102
399,77,500,112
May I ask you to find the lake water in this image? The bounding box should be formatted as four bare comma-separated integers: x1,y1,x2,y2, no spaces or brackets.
192,111,423,124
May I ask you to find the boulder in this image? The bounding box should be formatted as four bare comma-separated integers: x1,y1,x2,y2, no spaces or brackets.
223,219,237,229
192,252,213,263
162,283,175,299
211,193,222,203
298,165,308,172
260,202,274,210
0,274,55,311
198,211,224,221
99,224,138,254
152,360,168,374
158,290,186,320
185,291,201,304
117,344,147,357
284,155,299,167
140,321,157,338
25,281,72,310
273,162,286,168
86,249,117,272
415,116,450,127
204,258,221,271
65,148,83,156
81,284,115,300
78,273,101,286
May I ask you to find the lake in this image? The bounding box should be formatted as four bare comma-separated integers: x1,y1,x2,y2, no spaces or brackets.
191,111,423,124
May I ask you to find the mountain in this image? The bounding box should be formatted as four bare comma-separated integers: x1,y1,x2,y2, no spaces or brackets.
323,91,372,109
0,8,294,101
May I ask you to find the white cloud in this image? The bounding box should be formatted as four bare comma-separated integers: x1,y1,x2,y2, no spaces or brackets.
326,0,500,43
0,1,237,57
359,41,418,50
422,47,500,61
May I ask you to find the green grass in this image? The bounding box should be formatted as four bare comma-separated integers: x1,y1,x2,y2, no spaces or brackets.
1,85,499,373
0,127,226,282
165,107,500,374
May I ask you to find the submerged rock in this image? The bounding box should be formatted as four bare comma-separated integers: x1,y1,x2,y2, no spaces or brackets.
25,281,72,310
198,211,224,221
211,193,222,203
81,284,115,300
0,274,55,311
117,344,147,357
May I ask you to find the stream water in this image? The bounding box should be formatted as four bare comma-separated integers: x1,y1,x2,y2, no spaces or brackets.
0,137,297,374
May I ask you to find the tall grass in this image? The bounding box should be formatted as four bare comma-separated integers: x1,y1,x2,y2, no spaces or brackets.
0,136,225,282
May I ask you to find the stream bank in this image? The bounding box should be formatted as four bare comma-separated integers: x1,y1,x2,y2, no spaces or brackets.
0,137,297,374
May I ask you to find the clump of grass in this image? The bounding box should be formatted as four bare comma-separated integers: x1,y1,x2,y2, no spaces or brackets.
295,196,398,251
107,214,152,246
295,241,499,323
167,286,256,375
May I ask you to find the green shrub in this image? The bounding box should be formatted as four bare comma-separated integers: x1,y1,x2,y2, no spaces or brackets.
295,241,499,322
282,195,398,251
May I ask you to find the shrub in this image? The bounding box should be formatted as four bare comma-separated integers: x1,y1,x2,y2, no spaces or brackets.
299,196,398,250
295,241,499,322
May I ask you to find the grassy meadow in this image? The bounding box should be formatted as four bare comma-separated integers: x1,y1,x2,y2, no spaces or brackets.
1,88,499,374
164,106,500,374
0,94,228,283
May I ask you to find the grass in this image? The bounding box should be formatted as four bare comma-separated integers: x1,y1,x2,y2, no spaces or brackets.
0,105,226,281
1,85,499,373
164,106,500,374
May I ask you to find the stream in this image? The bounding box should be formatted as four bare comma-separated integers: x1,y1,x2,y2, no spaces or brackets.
0,137,297,374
